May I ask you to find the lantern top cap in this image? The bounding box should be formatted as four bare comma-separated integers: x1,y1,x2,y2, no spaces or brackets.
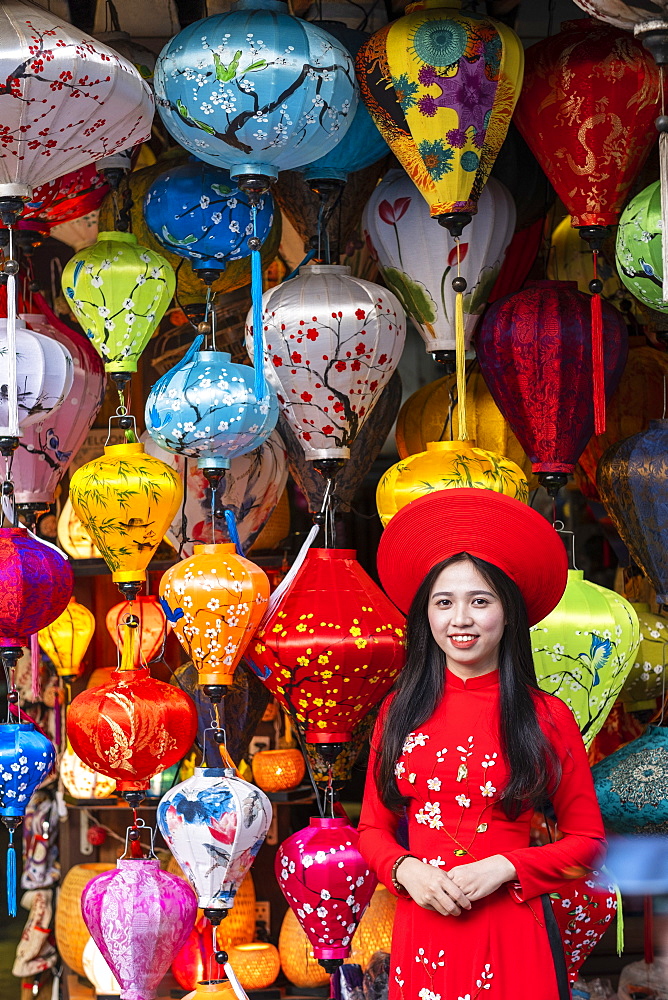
299,264,351,277
306,547,357,560
309,816,349,828
405,0,463,12
425,440,474,451
193,543,237,556
103,441,145,458
96,231,139,246
231,0,288,11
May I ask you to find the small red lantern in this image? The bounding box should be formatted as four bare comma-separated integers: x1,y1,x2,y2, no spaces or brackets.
249,549,405,745
172,917,216,990
106,596,167,666
67,666,197,804
276,817,377,972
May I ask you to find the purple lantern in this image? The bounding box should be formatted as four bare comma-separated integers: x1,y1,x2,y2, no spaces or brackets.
81,857,197,1000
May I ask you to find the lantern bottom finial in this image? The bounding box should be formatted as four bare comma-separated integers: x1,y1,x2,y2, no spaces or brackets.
0,197,26,227
0,436,19,458
577,225,610,252
319,958,344,973
195,269,223,286
17,501,50,530
538,472,568,497
122,789,146,809
203,907,229,927
432,350,456,373
313,458,346,481
437,212,472,238
117,580,143,602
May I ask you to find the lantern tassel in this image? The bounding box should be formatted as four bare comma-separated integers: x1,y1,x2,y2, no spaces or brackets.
224,509,244,556
30,633,41,702
615,882,624,957
591,254,605,436
7,829,16,918
251,205,266,403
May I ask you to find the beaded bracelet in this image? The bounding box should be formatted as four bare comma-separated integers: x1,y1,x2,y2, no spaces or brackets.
391,854,414,896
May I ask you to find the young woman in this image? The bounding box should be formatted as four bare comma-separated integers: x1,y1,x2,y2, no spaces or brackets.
358,489,606,1000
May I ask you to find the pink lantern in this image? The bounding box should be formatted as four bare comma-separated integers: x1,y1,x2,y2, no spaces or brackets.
81,857,197,1000
11,300,105,516
275,817,377,972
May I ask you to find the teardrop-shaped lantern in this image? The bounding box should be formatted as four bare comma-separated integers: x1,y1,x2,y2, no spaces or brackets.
69,440,183,600
377,440,528,527
61,232,175,384
145,338,278,474
597,420,668,605
157,766,272,923
531,569,640,746
81,858,197,1000
249,549,405,744
276,817,377,972
246,265,405,469
38,597,95,681
159,543,270,692
592,726,668,833
0,317,73,438
105,596,167,667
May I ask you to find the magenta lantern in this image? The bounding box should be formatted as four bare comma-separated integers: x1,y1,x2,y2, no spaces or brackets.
13,302,105,514
81,858,197,1000
275,816,377,972
0,527,73,668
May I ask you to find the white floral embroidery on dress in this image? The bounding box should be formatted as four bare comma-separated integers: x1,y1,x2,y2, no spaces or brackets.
480,781,497,798
481,753,497,769
415,802,444,829
402,732,429,754
395,761,406,779
455,794,471,808
427,777,442,791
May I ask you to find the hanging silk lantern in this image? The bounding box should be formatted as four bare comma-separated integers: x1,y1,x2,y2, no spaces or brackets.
252,749,305,793
279,372,402,516
67,663,198,800
246,264,405,475
598,420,668,605
144,159,274,285
592,726,668,832
172,916,217,991
616,181,668,312
363,171,515,363
376,440,527,526
276,817,377,971
38,598,95,682
158,765,272,924
0,722,55,916
145,336,278,476
0,528,73,670
61,232,175,390
82,937,121,998
0,317,73,438
81,858,197,1000
356,2,523,233
69,440,183,601
11,306,105,516
227,943,281,990
349,884,397,971
300,21,388,186
142,429,287,557
60,742,116,800
57,498,101,560
154,5,357,186
619,604,668,712
250,549,405,744
531,569,640,747
476,280,628,495
21,165,110,230
0,0,152,220
159,542,270,692
105,596,167,667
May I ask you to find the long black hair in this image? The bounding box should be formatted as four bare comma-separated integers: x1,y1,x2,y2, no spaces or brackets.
375,552,561,820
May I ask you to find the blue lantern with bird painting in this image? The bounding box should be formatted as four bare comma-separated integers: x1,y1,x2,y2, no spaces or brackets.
143,158,274,284
144,334,279,476
0,723,55,916
153,0,358,188
157,765,272,920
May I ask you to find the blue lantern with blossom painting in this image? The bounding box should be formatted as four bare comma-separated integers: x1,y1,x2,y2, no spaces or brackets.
153,0,358,187
143,158,274,284
0,723,55,916
145,335,278,475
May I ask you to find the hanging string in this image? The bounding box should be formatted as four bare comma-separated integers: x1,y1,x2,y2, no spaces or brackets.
7,826,16,917
250,204,266,402
659,66,668,303
5,229,19,440
452,238,468,441
590,252,605,435
224,509,244,556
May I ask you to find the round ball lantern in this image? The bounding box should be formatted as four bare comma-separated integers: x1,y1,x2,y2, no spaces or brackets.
227,944,281,989
619,604,668,712
246,265,405,469
276,816,377,971
363,171,515,359
617,181,668,312
356,1,523,233
106,596,167,667
592,726,668,833
62,231,175,385
144,159,274,284
532,569,640,747
598,420,668,605
81,858,197,1000
0,317,73,439
377,440,528,527
154,3,357,185
69,440,183,601
252,749,305,793
476,280,628,494
157,766,272,924
146,337,278,475
67,666,198,800
38,598,95,681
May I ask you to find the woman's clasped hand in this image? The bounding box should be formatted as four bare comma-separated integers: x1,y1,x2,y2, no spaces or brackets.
395,854,517,915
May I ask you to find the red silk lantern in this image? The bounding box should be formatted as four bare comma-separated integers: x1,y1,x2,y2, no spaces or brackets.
67,665,197,798
106,596,167,666
276,817,377,972
0,527,73,668
172,916,216,990
476,280,628,495
249,549,405,744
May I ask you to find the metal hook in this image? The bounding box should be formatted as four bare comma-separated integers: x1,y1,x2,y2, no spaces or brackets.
553,520,578,571
106,412,138,446
120,818,158,860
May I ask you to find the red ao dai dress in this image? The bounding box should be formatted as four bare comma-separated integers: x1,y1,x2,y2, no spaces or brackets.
358,669,606,1000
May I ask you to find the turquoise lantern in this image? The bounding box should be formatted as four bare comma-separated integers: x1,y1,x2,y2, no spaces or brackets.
592,727,668,834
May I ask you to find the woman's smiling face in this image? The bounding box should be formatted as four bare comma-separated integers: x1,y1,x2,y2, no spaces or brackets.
427,558,506,677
